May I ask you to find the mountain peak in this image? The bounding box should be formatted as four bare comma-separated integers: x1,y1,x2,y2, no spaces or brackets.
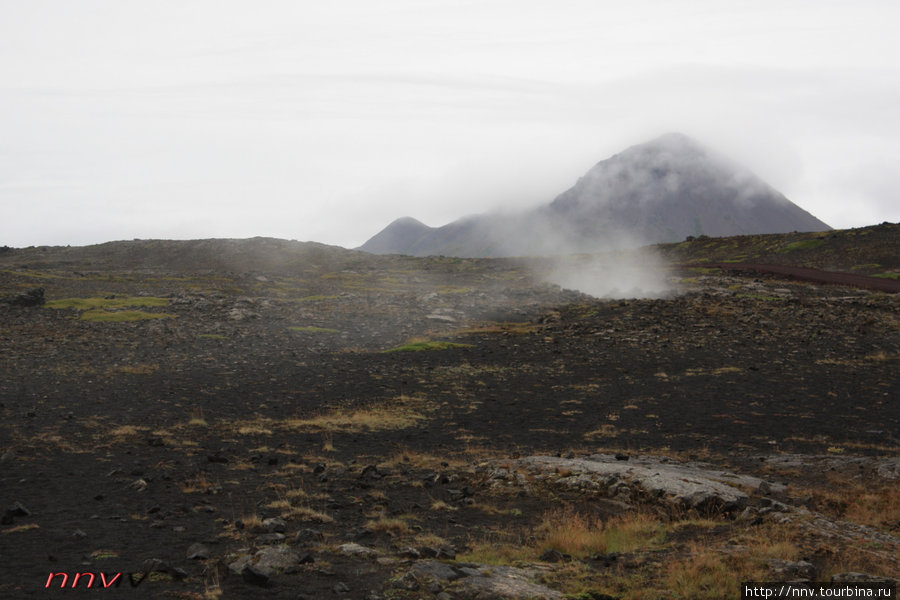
357,216,434,255
361,134,831,257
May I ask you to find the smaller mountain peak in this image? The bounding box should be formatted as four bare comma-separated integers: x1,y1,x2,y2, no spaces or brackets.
390,216,428,228
357,216,434,254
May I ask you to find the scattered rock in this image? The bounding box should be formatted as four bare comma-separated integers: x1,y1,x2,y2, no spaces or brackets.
5,288,45,307
767,559,816,580
255,533,286,544
539,548,572,563
393,572,420,591
228,555,253,575
295,528,325,545
591,552,621,567
186,543,210,560
410,561,461,582
398,546,421,559
509,454,775,512
241,564,271,587
338,542,378,559
262,516,287,533
454,564,563,600
254,546,301,572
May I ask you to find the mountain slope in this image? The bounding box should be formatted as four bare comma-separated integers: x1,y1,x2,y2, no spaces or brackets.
360,133,831,257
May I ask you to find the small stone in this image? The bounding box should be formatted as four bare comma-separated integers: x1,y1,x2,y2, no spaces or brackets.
186,543,210,560
411,560,460,582
360,464,380,479
241,564,271,587
767,558,815,580
393,572,420,591
262,517,287,533
333,582,350,593
591,552,621,567
72,529,87,539
142,558,170,573
255,545,301,572
736,506,761,524
398,546,421,559
228,555,253,575
295,528,325,544
256,533,286,544
540,548,571,563
338,543,377,558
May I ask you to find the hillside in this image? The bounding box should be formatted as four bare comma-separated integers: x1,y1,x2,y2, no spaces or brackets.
656,221,899,276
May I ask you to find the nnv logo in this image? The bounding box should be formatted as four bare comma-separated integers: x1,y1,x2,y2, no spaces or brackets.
45,571,151,589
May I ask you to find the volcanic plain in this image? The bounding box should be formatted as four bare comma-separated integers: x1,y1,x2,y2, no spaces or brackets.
1,225,897,599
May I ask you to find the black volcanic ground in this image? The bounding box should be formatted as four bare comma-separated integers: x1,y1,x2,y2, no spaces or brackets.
0,230,897,598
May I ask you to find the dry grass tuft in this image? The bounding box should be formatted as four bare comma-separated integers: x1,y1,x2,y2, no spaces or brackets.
539,509,665,557
109,424,147,437
180,472,219,494
188,406,208,427
365,516,414,535
802,474,900,533
430,500,458,512
285,397,430,433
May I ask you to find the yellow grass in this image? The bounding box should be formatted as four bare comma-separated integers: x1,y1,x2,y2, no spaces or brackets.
365,516,414,535
539,509,665,557
285,398,429,433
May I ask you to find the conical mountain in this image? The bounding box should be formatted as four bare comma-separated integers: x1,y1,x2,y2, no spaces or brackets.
359,134,830,257
356,217,434,255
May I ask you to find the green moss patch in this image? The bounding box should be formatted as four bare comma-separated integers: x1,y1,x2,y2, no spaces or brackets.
81,310,176,322
46,296,169,310
384,340,473,353
778,239,825,253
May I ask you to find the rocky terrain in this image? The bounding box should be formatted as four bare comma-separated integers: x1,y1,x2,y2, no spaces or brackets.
0,227,897,599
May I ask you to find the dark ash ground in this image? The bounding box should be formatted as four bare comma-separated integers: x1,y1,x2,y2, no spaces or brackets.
0,237,897,598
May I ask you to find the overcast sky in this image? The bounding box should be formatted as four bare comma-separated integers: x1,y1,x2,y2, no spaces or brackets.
2,1,898,249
